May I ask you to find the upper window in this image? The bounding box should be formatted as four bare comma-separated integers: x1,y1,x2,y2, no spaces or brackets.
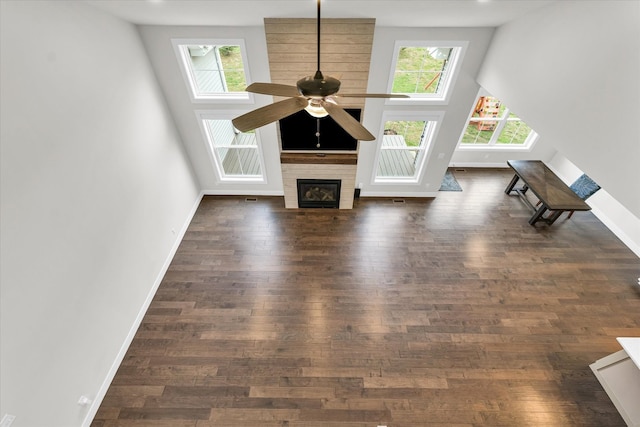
174,39,251,102
374,112,443,183
458,92,538,149
387,41,466,104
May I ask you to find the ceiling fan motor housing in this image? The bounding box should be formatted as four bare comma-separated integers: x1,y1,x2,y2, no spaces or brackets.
297,74,341,97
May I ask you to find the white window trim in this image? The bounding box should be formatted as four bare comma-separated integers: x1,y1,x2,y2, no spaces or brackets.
372,110,445,185
173,39,254,104
456,89,538,152
385,40,468,106
196,111,267,183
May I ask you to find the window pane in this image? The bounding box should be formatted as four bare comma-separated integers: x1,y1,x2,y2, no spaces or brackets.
383,121,426,147
461,122,496,144
472,96,502,118
416,71,444,94
377,120,426,179
184,45,247,95
376,149,417,177
222,147,262,176
392,71,420,93
460,94,537,148
204,119,262,178
392,47,451,95
218,46,247,92
497,120,532,145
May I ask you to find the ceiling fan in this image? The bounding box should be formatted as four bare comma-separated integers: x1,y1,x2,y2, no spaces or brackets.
231,0,408,142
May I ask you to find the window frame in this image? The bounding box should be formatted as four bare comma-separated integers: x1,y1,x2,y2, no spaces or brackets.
457,90,539,151
385,40,467,106
173,38,254,104
372,110,444,184
196,111,267,183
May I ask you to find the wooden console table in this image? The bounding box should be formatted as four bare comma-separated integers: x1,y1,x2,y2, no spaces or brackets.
505,160,591,225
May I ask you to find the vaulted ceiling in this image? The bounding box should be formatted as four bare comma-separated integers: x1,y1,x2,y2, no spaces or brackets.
85,0,558,28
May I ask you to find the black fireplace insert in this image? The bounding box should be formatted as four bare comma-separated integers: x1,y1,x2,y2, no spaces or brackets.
297,179,341,208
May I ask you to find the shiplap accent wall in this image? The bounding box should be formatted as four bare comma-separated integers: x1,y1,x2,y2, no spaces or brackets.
264,18,374,208
264,18,375,109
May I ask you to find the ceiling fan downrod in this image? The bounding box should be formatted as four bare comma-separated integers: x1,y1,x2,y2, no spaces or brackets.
316,0,321,77
298,0,340,97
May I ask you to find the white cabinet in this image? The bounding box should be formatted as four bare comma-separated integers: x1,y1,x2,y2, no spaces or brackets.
590,337,640,427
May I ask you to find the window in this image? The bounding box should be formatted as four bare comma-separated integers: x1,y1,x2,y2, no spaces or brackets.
175,40,251,102
374,112,442,183
201,117,265,181
458,92,538,149
387,41,466,104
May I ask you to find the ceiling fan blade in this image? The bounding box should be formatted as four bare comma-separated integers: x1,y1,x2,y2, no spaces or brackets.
337,93,410,98
245,82,301,98
233,97,308,132
321,100,375,141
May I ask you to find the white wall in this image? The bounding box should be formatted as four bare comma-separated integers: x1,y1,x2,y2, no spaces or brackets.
474,1,640,218
0,2,200,426
547,153,640,257
138,25,284,195
138,24,498,198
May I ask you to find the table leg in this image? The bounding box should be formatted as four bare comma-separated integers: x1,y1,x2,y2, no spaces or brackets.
505,174,520,194
529,204,548,225
545,210,565,225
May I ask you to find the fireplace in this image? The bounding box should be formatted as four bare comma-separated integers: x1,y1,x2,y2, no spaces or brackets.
297,179,341,208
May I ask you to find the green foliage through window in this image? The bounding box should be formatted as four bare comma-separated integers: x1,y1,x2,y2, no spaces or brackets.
461,95,536,147
391,46,453,95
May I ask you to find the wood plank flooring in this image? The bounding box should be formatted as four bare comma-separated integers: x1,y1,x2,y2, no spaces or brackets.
91,168,640,427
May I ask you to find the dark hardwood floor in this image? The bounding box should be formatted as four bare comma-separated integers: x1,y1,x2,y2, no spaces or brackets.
92,168,640,427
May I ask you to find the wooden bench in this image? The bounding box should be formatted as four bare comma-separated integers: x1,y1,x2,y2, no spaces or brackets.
505,160,591,225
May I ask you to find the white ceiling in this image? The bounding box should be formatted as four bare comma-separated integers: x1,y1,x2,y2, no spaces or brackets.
85,0,557,27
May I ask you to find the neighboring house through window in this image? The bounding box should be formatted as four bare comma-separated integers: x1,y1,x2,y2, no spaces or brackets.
175,38,266,182
174,39,252,102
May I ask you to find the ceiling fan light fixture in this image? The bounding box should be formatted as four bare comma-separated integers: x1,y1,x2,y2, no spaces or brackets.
304,99,329,118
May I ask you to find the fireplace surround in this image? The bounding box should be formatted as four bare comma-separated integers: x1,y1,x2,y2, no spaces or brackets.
297,179,341,208
280,153,357,209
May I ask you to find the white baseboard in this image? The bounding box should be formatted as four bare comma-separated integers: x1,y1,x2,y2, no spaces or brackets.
448,162,510,168
81,191,205,427
360,191,439,198
202,189,284,196
546,162,640,260
590,206,640,258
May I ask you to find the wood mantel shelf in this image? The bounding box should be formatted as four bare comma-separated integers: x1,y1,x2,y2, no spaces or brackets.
280,153,357,165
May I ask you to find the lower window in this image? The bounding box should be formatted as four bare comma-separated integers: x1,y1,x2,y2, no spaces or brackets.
374,112,441,183
202,118,264,180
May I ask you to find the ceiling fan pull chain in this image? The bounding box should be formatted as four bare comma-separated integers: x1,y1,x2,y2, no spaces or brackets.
316,118,321,148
